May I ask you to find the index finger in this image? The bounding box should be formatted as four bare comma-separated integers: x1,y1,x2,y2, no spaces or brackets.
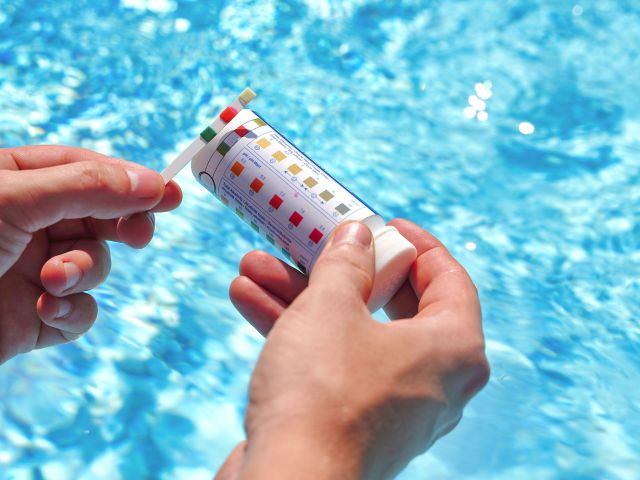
388,219,481,331
0,145,149,172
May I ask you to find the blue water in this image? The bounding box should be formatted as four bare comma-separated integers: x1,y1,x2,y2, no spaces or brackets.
1,0,639,478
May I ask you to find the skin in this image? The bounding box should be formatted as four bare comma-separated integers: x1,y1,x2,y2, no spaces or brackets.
0,145,488,478
0,146,182,363
217,220,490,480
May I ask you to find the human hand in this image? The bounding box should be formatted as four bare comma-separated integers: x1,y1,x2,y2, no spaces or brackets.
0,146,182,364
217,219,490,480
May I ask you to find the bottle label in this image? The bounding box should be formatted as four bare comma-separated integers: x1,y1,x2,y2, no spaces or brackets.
191,109,377,273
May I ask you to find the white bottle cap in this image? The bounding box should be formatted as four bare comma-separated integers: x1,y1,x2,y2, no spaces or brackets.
367,226,417,312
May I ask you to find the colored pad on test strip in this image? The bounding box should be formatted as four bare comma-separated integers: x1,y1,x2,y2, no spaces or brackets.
250,178,264,193
239,88,257,105
200,126,217,142
309,228,323,244
230,162,244,176
289,211,303,226
220,106,238,123
257,138,271,148
269,194,283,209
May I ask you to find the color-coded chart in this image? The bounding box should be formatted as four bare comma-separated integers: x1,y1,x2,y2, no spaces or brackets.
191,109,377,272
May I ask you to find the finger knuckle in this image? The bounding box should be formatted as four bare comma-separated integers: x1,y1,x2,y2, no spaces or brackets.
455,340,490,394
455,338,487,367
75,162,125,196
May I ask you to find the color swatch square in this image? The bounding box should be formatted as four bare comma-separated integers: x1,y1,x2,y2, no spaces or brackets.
335,203,350,215
303,177,318,188
269,194,283,210
250,178,264,193
288,164,302,175
235,126,250,137
217,142,231,155
230,162,245,176
272,151,287,162
289,211,303,226
319,190,334,202
256,138,271,148
309,228,323,244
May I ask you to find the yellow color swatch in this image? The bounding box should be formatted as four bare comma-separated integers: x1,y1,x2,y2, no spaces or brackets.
303,177,318,188
288,164,302,175
272,151,287,162
319,190,334,202
257,138,271,148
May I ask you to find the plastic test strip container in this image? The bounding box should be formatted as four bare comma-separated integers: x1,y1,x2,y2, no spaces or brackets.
189,107,417,312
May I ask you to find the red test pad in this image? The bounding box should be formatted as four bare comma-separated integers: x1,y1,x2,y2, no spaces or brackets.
220,106,238,123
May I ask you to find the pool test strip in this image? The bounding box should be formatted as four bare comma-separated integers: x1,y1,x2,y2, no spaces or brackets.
161,88,257,183
188,102,417,312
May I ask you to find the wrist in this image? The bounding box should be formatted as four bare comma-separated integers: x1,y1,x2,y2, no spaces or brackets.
237,420,367,480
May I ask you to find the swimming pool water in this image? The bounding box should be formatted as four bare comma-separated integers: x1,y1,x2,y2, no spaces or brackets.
1,0,639,478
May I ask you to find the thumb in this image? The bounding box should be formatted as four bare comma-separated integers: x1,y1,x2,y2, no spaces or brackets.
306,221,375,306
1,161,165,232
214,441,247,480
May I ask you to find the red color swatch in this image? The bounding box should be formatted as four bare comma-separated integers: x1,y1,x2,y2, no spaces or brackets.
269,194,283,210
220,106,238,123
289,211,303,226
309,228,323,244
235,126,250,137
250,178,264,193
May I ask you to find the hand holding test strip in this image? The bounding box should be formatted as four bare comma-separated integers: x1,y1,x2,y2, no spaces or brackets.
162,88,417,311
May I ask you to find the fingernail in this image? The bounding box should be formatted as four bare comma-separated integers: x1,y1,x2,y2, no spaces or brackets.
127,169,162,199
146,211,155,228
56,298,72,319
63,262,82,291
332,222,372,248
